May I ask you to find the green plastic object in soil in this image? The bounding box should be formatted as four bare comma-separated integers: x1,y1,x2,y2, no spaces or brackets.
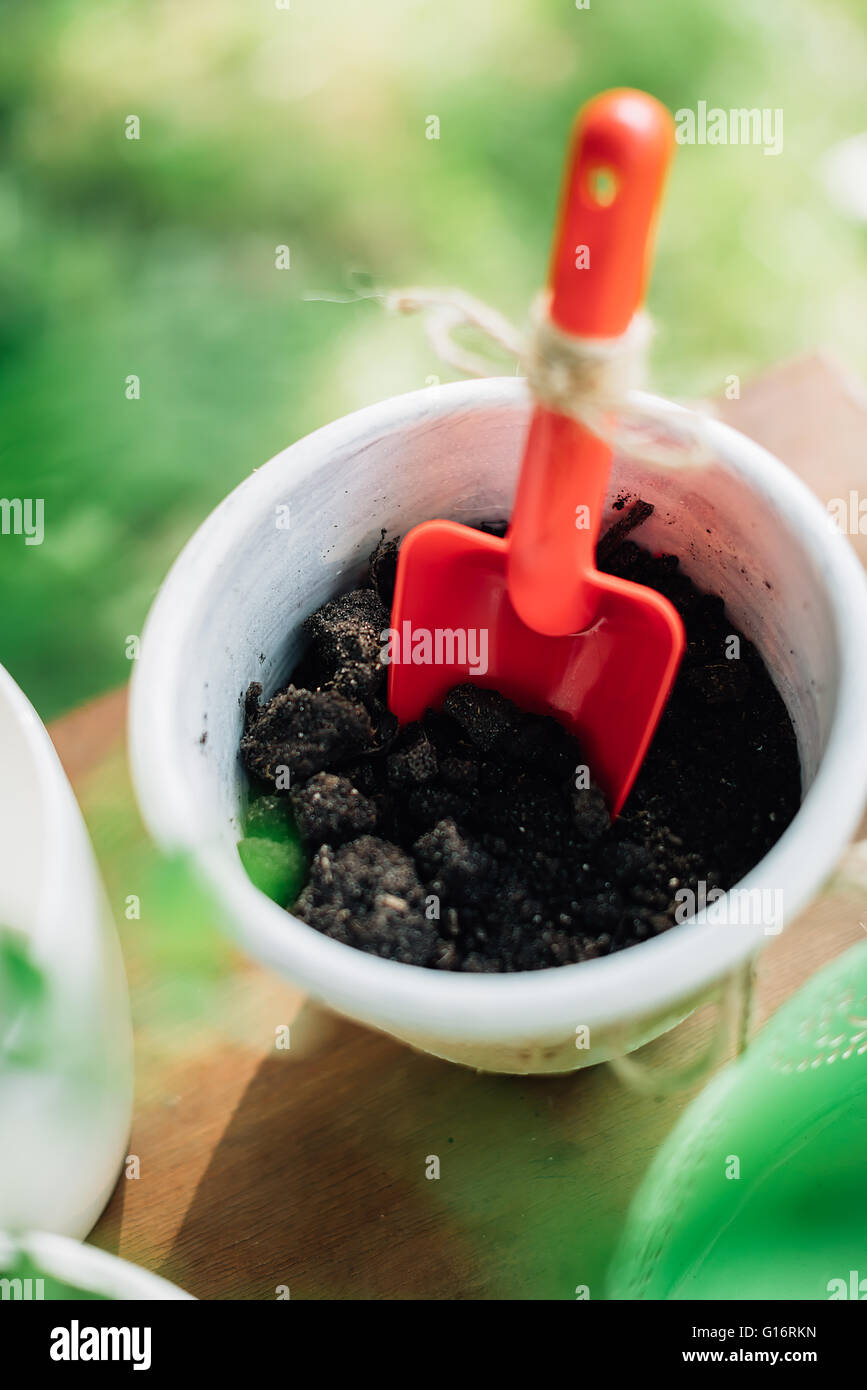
238,795,306,907
608,940,867,1300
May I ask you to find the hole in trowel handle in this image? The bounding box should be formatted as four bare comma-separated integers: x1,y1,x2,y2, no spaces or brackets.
586,164,619,206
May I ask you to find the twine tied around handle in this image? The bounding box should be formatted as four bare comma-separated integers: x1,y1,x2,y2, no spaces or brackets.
383,286,713,467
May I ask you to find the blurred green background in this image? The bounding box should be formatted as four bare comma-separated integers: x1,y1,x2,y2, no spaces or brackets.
1,0,865,719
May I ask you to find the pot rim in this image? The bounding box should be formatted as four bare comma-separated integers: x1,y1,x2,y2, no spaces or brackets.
0,1230,193,1300
129,377,867,1040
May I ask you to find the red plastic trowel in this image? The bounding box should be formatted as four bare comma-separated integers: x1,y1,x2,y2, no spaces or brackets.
388,90,685,816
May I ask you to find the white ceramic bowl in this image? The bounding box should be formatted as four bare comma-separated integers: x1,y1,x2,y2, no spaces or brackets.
0,1231,192,1300
129,378,867,1073
0,664,134,1230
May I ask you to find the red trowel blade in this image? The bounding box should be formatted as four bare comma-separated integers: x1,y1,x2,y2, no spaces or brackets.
388,519,684,817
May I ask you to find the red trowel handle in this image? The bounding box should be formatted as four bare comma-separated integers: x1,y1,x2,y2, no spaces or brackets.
507,90,674,636
548,88,674,337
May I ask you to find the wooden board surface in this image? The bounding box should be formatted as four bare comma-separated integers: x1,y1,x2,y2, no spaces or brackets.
49,356,867,1300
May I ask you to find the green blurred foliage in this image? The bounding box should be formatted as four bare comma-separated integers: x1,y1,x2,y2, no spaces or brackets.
0,0,864,717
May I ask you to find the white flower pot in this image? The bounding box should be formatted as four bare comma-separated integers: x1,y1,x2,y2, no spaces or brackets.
0,665,134,1231
129,378,867,1073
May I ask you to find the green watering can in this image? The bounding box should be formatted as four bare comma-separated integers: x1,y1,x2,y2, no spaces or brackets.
609,940,867,1300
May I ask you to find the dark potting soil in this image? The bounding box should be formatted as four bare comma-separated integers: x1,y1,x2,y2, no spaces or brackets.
238,505,801,972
